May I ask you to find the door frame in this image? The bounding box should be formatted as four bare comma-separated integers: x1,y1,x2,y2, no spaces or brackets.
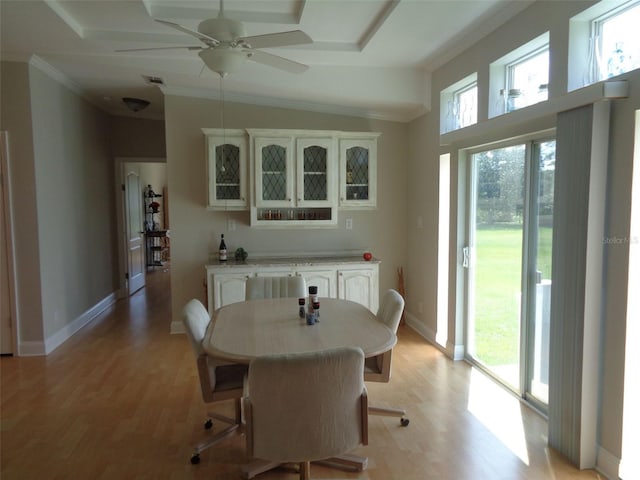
114,157,165,298
1,131,18,355
462,130,555,408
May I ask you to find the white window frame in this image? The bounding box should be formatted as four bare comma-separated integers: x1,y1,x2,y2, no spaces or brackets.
505,46,549,110
440,73,478,134
592,0,640,81
489,32,549,118
568,0,640,91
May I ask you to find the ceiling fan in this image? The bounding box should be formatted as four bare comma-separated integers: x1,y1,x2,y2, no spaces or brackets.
119,0,313,77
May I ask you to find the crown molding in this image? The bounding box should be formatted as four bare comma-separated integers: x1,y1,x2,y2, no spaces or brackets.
160,84,418,123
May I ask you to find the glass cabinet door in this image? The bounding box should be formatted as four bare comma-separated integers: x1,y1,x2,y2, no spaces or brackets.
205,130,247,210
216,144,241,199
254,137,293,207
296,137,334,207
339,136,378,208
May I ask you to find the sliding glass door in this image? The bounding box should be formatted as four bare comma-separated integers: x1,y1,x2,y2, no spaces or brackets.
467,138,555,408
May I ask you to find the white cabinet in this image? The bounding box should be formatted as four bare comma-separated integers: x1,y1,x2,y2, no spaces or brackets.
296,268,337,299
203,129,248,210
253,136,294,208
248,129,338,227
296,137,336,208
202,128,379,217
338,266,379,312
339,134,379,209
208,269,253,311
206,258,379,316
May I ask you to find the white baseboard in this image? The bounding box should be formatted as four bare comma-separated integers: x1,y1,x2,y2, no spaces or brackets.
597,446,619,480
405,311,464,360
405,310,435,341
18,292,117,356
170,320,185,334
18,340,47,356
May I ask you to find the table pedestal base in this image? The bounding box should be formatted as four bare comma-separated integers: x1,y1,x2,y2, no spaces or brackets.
242,454,368,479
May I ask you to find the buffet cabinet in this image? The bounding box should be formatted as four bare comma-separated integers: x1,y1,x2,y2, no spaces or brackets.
205,257,379,315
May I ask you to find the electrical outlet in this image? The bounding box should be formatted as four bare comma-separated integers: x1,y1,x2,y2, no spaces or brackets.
417,216,424,229
346,218,353,230
228,218,236,231
418,301,424,314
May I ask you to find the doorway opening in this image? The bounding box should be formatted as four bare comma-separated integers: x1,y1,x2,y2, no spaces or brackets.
465,136,556,412
117,158,168,297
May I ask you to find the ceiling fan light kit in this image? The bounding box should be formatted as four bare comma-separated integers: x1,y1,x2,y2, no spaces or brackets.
199,48,249,77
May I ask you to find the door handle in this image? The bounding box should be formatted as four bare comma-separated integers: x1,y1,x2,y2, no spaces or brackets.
462,247,470,268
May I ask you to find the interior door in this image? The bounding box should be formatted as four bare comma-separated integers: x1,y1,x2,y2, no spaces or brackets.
124,165,146,295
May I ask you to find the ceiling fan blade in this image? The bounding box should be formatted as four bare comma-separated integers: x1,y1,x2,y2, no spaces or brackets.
239,30,312,49
155,19,220,47
246,49,309,74
116,46,203,52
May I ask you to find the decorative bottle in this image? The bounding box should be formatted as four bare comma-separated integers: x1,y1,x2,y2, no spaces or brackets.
308,286,319,318
219,234,227,262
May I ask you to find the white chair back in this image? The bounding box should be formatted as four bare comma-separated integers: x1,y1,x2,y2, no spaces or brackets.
182,298,210,357
377,289,404,334
245,276,306,300
245,346,367,464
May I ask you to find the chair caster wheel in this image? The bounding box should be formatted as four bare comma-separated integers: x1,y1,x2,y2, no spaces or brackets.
190,454,201,465
204,419,213,429
400,418,410,427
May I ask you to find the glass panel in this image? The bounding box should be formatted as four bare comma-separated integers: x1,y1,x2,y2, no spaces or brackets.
215,144,240,200
471,145,526,390
508,49,549,111
530,140,555,405
456,84,478,128
262,144,286,201
346,146,369,200
303,145,327,201
597,2,640,80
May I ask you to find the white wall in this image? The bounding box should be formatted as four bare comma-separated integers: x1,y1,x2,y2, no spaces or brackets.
0,59,119,353
164,94,409,329
0,61,44,345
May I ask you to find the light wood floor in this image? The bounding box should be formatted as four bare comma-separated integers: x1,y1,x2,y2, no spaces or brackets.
1,266,605,480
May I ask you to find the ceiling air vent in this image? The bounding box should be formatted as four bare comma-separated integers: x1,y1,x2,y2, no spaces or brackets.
142,75,165,86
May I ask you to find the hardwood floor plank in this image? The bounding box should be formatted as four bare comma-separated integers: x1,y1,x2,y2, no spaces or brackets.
1,266,605,479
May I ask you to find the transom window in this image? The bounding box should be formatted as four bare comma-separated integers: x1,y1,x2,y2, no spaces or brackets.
592,0,640,80
489,32,549,117
440,73,478,134
506,47,549,111
454,83,478,130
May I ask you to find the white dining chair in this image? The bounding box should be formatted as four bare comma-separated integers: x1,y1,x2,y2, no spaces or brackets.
364,289,409,426
242,346,369,479
182,299,248,464
245,276,306,300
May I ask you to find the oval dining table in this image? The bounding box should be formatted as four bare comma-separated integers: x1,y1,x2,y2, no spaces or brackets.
202,296,396,363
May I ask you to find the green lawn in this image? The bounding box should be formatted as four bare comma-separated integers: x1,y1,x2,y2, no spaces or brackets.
473,226,552,366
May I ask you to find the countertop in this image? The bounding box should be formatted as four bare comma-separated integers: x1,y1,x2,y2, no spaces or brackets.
206,255,380,268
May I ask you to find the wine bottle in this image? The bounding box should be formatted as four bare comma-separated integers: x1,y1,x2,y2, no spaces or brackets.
219,234,227,262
